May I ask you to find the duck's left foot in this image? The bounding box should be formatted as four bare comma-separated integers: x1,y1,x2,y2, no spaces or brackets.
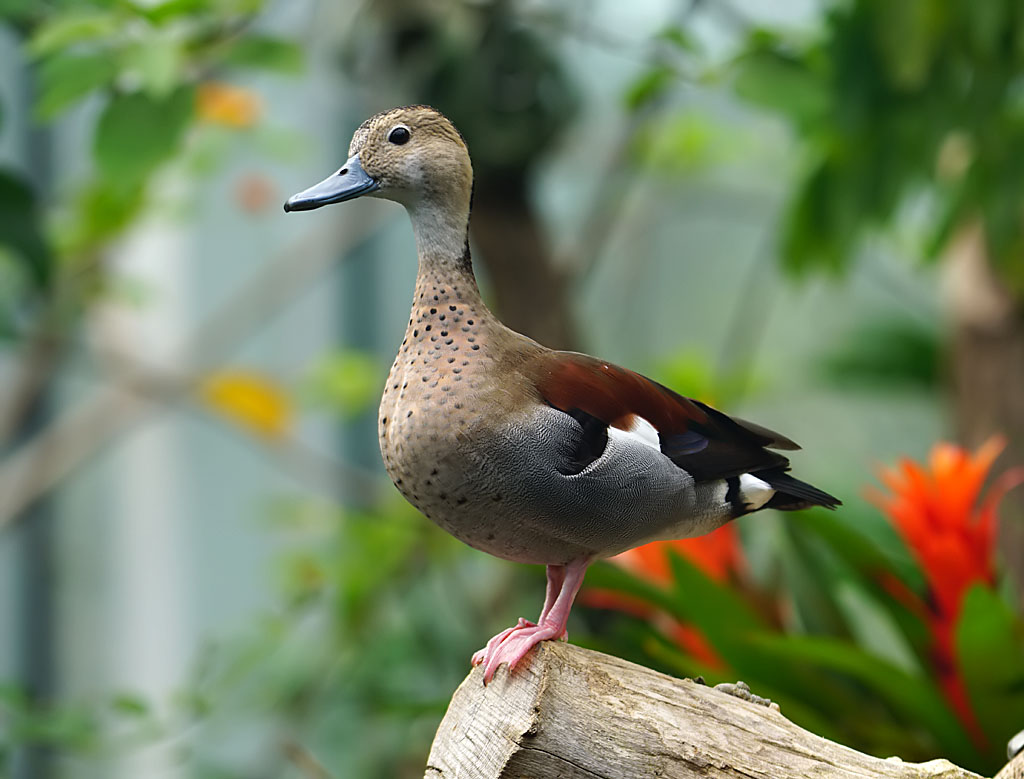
473,560,589,685
714,680,780,711
471,618,536,666
474,620,568,685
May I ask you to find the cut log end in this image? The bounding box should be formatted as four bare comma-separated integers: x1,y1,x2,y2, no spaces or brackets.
425,641,992,779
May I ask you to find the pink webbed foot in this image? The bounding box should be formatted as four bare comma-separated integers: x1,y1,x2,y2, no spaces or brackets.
473,560,590,685
471,618,536,666
481,621,567,683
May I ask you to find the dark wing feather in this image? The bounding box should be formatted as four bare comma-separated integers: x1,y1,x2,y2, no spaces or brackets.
529,351,796,483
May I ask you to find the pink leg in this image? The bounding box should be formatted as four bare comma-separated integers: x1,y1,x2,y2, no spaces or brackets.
480,559,590,684
538,565,566,624
471,566,566,667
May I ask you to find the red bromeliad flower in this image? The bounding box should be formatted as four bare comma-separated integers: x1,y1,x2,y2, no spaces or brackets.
868,436,1024,743
584,526,745,668
612,524,744,585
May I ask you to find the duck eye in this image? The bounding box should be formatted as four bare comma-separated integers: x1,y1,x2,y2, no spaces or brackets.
388,126,410,145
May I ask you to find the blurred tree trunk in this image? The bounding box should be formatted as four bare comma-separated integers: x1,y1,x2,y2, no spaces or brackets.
943,222,1024,603
470,177,578,351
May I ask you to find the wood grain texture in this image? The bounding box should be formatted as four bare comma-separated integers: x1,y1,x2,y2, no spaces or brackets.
424,641,988,779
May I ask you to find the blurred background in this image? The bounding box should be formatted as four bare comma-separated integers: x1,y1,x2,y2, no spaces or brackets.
1,0,1023,777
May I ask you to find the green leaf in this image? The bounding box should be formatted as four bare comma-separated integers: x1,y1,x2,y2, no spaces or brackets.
225,36,304,74
141,0,209,24
732,51,828,126
664,549,767,636
0,682,27,708
752,633,979,766
93,87,194,188
782,157,857,276
0,0,37,22
817,317,941,391
650,348,759,412
624,64,675,112
29,10,120,56
631,112,745,174
0,168,51,289
122,36,185,98
792,507,922,588
35,52,116,119
870,0,946,90
13,706,96,749
64,180,144,253
833,580,920,673
657,25,696,53
585,561,705,629
956,586,1024,754
961,1,1004,58
110,694,148,716
301,350,379,416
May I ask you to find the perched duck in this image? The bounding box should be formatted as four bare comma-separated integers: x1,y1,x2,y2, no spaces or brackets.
285,105,840,683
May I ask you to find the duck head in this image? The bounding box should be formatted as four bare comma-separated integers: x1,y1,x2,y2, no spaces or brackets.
284,105,472,215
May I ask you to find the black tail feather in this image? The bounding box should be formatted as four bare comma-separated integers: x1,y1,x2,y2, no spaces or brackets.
757,467,841,511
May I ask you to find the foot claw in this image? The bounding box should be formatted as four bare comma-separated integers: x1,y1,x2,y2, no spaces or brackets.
471,618,536,668
478,622,564,684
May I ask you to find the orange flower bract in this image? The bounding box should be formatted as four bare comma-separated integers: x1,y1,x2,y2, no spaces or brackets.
869,436,1024,745
869,438,1009,628
611,524,744,585
583,525,744,669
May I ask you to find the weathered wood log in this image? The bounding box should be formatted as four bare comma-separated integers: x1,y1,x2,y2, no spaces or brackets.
424,641,998,779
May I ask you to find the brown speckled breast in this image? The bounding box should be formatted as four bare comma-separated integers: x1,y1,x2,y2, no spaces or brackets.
377,265,550,559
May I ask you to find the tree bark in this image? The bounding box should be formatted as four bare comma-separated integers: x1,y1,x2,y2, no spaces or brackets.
943,223,1024,603
425,641,989,779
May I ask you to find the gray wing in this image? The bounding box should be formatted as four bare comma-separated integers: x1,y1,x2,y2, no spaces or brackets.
473,406,734,560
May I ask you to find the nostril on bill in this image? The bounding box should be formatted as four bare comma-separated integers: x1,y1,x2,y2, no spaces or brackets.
338,168,348,175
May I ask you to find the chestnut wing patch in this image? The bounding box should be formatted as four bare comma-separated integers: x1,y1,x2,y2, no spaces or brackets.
531,351,794,483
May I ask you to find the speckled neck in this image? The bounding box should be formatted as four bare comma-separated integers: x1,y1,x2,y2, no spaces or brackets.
405,198,489,320
405,239,493,354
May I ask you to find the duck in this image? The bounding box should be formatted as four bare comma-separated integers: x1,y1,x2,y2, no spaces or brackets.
284,105,840,684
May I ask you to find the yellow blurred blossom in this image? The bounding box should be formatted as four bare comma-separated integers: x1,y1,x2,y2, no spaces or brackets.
197,82,262,128
201,370,292,439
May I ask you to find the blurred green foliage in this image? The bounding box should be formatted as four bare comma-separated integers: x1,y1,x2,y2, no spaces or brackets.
730,0,1024,292
177,496,494,778
585,521,1014,771
2,0,1019,777
650,348,760,409
1,492,533,778
0,0,302,334
300,350,381,419
818,317,942,391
